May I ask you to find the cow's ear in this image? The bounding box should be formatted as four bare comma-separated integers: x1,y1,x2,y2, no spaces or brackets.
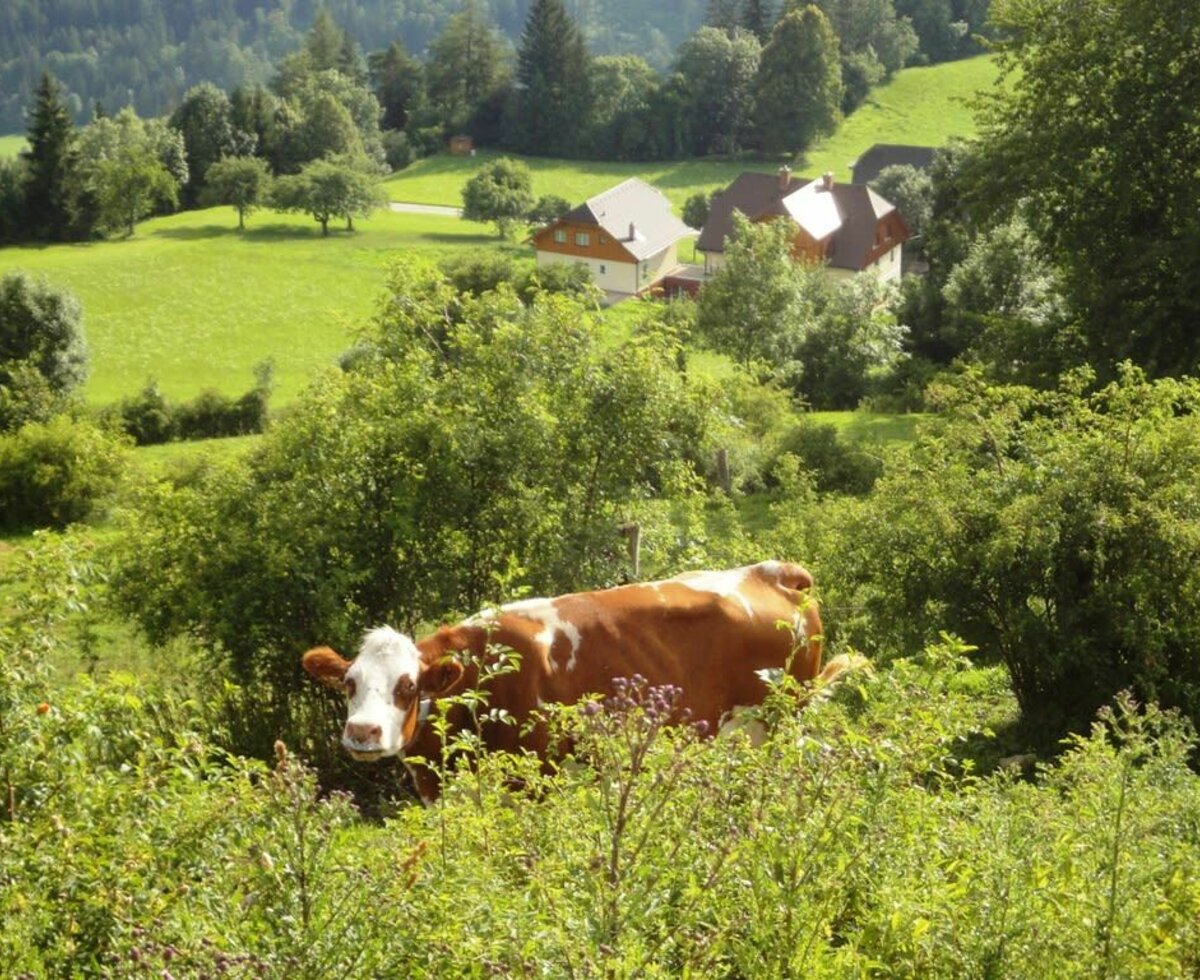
302,646,351,692
420,657,465,698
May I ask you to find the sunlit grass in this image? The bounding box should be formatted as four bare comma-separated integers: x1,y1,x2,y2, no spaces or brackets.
0,206,508,406
0,134,26,158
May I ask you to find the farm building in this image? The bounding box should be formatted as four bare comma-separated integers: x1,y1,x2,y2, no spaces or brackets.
696,168,911,283
530,178,695,300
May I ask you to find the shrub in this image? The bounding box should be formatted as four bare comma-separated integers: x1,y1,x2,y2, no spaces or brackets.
0,414,128,530
109,363,272,444
111,378,175,444
526,193,572,226
381,128,416,171
772,419,884,495
814,365,1200,738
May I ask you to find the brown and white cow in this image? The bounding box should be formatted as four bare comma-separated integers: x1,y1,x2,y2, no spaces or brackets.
302,560,843,801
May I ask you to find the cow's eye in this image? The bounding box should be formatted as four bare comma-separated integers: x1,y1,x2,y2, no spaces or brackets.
395,677,415,700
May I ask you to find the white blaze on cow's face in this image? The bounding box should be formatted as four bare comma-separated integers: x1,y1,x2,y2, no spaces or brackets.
340,627,424,760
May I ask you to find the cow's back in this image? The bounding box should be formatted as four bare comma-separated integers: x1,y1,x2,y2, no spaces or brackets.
498,560,822,733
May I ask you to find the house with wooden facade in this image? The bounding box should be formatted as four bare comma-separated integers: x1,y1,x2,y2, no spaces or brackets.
530,178,694,299
696,168,911,283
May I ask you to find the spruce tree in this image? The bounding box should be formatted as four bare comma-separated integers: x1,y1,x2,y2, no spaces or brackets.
514,0,592,156
706,0,742,33
741,0,777,41
754,5,843,154
21,73,76,241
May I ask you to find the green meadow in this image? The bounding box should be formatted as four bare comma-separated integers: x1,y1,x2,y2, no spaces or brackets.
0,207,509,405
0,134,26,157
798,54,1000,176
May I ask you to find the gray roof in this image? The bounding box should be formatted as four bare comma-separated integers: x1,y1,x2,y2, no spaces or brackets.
561,178,693,261
697,171,904,271
849,144,937,186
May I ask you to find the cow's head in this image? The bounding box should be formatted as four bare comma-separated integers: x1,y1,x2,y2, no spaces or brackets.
302,626,464,760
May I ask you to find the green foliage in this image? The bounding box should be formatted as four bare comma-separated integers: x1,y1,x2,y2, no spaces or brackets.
870,162,933,242
695,214,908,408
0,271,87,431
369,41,426,133
273,155,385,235
755,5,843,154
460,156,535,239
0,414,128,530
438,251,599,305
95,144,180,238
6,537,1200,975
425,0,513,135
70,107,187,239
109,363,273,445
527,193,572,226
168,82,242,208
815,367,1200,739
110,261,717,760
773,418,884,495
672,26,762,155
513,0,593,157
681,189,713,229
21,72,76,241
976,0,1200,377
200,155,273,230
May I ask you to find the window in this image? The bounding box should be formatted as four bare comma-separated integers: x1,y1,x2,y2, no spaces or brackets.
599,264,606,274
575,232,590,246
553,229,567,244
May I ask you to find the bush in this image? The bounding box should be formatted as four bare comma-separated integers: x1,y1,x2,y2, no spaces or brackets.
527,193,572,226
108,364,272,445
111,378,175,444
772,419,884,495
381,128,416,171
814,366,1200,738
0,414,128,530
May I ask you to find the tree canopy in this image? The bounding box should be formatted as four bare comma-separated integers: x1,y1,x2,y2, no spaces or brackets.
975,0,1200,378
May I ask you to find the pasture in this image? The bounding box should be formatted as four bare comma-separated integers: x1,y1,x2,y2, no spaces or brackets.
0,207,510,405
0,133,25,158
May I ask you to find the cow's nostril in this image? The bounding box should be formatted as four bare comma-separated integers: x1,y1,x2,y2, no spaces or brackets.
345,722,383,745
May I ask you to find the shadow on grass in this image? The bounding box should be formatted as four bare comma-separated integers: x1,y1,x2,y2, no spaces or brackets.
150,222,342,242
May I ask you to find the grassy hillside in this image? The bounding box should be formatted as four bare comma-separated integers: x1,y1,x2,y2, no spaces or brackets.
384,154,774,210
0,207,508,406
0,134,25,158
386,54,999,209
799,55,1000,176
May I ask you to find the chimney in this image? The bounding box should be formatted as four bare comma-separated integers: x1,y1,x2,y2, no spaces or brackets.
822,171,835,191
628,222,637,240
777,165,791,191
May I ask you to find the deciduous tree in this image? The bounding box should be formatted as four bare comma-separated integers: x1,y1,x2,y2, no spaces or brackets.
460,157,535,239
754,5,842,154
0,272,87,430
202,156,273,230
975,0,1200,377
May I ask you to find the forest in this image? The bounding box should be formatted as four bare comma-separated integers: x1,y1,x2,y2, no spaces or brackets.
2,0,1200,973
0,0,989,133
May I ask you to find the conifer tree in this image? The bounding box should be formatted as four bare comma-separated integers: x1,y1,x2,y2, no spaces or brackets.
754,5,842,154
513,0,592,156
741,0,777,41
21,73,76,241
706,0,742,33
